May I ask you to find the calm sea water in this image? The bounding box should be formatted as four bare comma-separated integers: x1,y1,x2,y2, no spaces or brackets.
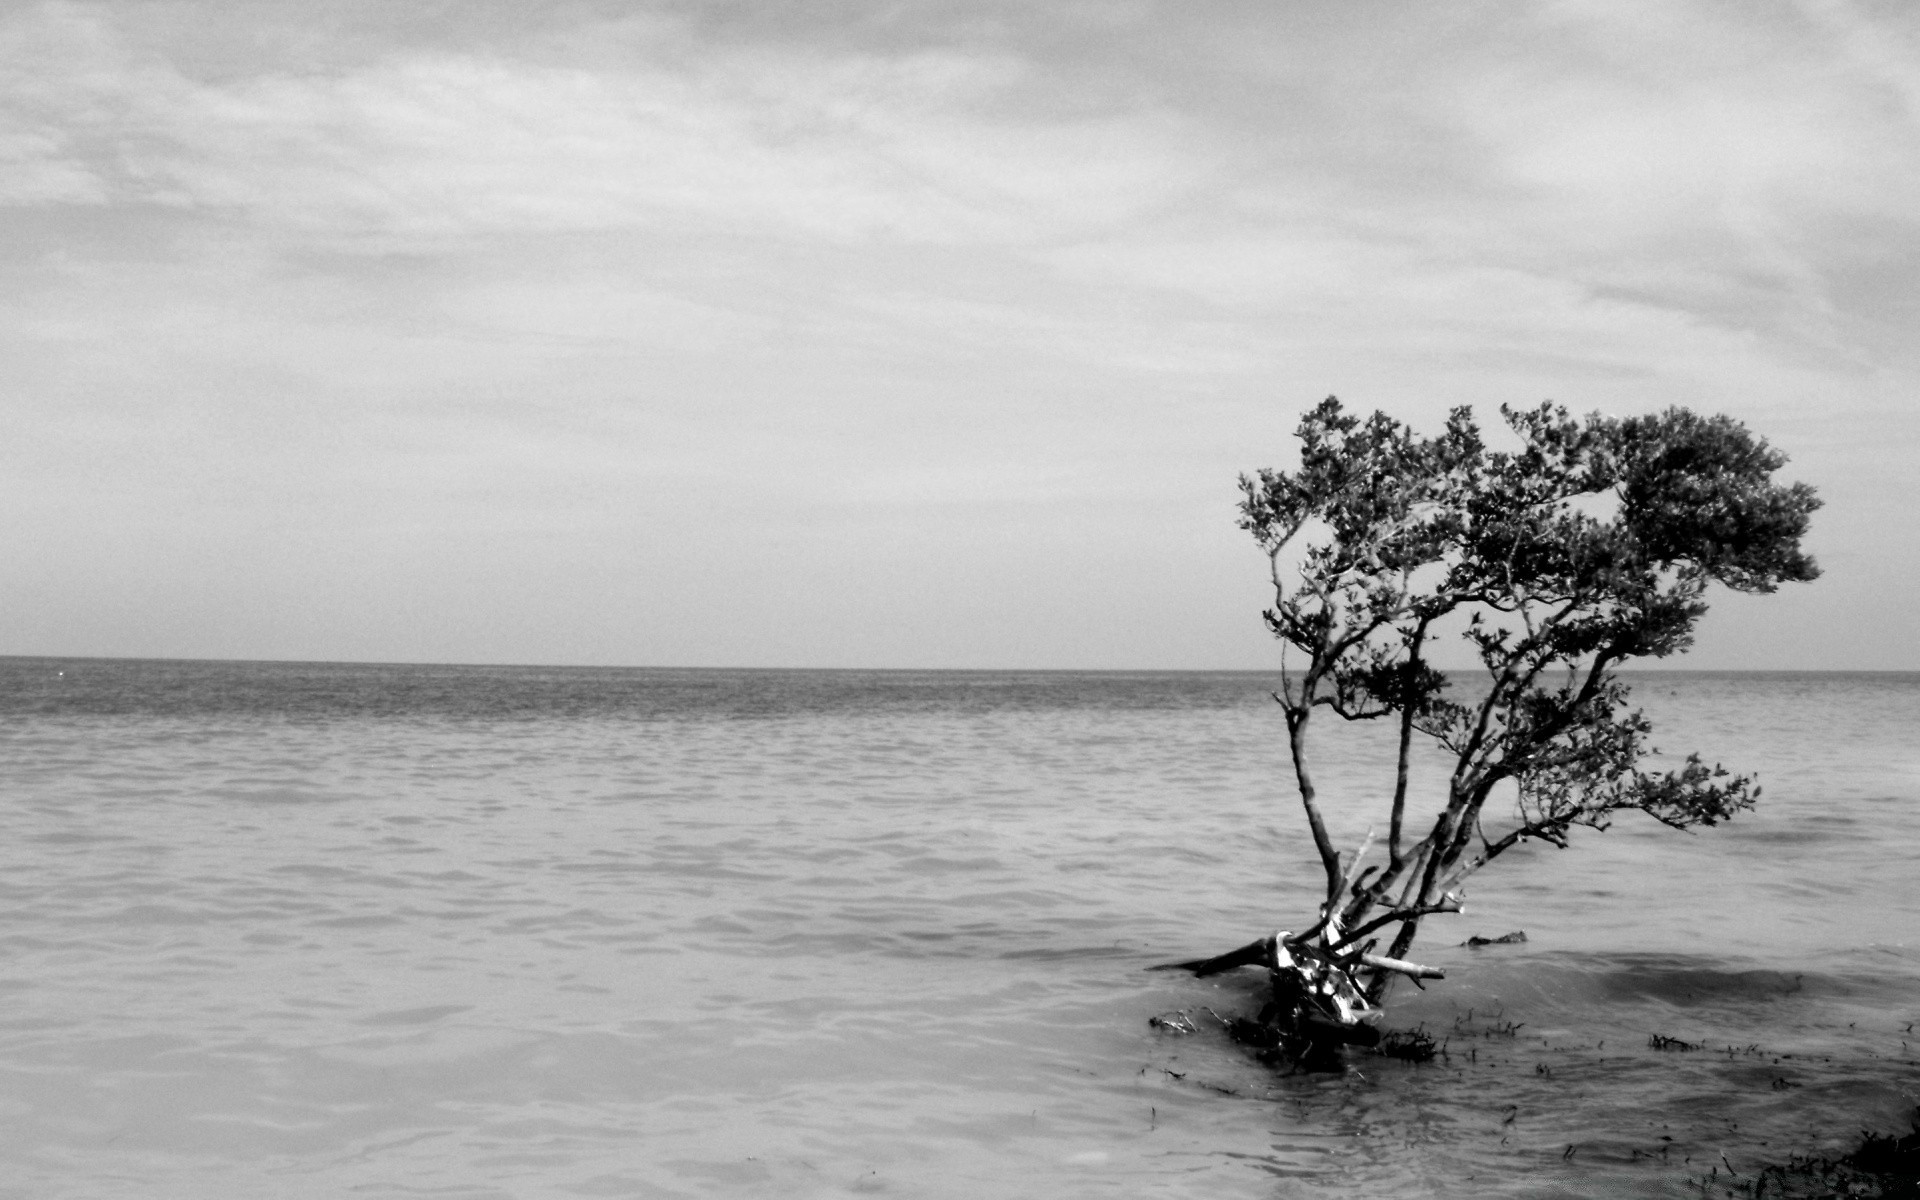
1,659,1916,1199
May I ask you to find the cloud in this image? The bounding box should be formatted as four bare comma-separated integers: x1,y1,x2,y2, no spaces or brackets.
2,0,1916,666
11,0,1912,380
0,3,1215,251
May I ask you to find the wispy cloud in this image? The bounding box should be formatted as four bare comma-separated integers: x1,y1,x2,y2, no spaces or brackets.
0,3,1214,249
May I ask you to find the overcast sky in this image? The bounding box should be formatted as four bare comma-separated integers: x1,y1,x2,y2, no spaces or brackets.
4,0,1916,669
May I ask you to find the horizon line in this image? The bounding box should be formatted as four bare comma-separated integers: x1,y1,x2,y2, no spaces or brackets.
4,653,1914,676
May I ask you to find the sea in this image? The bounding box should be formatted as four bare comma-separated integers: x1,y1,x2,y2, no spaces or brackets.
1,658,1916,1199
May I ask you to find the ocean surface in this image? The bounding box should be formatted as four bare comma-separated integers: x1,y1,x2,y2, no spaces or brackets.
1,659,1916,1199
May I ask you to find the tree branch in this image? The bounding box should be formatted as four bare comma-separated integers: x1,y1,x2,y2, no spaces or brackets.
1388,617,1432,864
1327,895,1462,952
1359,952,1444,980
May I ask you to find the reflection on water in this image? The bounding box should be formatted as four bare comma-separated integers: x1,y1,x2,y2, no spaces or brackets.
0,660,1916,1198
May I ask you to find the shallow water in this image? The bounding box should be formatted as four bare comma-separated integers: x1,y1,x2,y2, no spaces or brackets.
1,660,1915,1198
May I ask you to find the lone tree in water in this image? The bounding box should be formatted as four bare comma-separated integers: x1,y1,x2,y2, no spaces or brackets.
1166,398,1819,1054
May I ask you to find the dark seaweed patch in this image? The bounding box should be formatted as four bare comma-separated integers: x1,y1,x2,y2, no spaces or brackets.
1715,1109,1920,1198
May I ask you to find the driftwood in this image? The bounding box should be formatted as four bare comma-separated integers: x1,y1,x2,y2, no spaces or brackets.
1152,936,1277,978
1358,952,1444,979
1153,927,1443,1066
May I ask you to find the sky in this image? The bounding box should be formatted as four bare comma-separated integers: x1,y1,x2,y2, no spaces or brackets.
3,0,1917,670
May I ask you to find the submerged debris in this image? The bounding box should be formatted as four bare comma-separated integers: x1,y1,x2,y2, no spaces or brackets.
1464,931,1528,948
1849,1121,1920,1176
1649,1033,1703,1052
1375,1026,1441,1063
1148,1011,1197,1035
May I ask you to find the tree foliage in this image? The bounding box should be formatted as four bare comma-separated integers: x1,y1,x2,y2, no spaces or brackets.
1239,398,1820,1000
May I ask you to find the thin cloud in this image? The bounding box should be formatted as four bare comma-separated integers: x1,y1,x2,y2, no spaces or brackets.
0,4,1214,250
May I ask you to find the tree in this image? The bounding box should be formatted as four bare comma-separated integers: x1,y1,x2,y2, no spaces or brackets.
1164,398,1820,1058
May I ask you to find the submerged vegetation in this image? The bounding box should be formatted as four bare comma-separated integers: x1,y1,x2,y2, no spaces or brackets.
1161,397,1820,1063
1714,1112,1920,1199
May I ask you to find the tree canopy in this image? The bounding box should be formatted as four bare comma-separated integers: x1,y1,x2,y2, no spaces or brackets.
1237,398,1820,998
